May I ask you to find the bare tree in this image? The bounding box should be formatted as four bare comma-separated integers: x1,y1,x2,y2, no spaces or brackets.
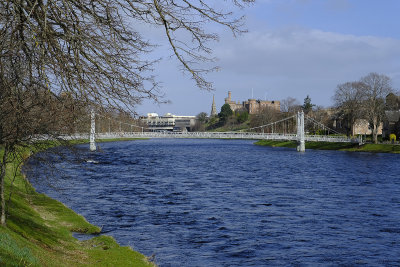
280,97,300,114
0,0,253,225
197,112,208,123
0,82,85,225
1,0,252,106
333,81,365,136
333,73,394,142
360,72,393,144
250,106,284,132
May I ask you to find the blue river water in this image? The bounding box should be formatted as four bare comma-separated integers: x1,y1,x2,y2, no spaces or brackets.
26,139,400,266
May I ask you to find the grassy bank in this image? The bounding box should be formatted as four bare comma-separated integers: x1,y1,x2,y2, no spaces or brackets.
0,141,154,266
255,140,400,153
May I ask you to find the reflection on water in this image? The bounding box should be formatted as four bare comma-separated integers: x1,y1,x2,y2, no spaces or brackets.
27,139,400,266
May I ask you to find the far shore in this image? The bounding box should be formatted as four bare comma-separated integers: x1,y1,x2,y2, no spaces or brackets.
254,140,400,153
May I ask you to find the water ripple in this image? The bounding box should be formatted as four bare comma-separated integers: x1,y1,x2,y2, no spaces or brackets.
27,139,400,266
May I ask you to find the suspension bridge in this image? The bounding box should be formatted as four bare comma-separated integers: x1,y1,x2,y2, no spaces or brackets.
80,110,361,152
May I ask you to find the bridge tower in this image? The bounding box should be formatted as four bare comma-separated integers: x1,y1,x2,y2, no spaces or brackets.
90,109,96,151
297,111,305,152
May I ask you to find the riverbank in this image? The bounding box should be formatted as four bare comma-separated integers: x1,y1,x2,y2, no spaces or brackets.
254,140,400,153
0,140,154,266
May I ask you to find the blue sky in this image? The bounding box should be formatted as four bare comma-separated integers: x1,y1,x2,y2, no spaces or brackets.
136,0,400,116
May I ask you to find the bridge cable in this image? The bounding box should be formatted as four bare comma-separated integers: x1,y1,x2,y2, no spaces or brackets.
303,115,342,136
248,114,297,131
94,113,148,132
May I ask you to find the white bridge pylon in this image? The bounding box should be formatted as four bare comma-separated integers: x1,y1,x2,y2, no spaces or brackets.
297,111,305,152
89,109,96,152
88,111,358,152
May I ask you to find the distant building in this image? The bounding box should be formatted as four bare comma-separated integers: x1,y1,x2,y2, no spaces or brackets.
383,110,400,138
332,112,383,136
382,93,400,139
224,91,280,114
140,113,196,132
353,119,383,136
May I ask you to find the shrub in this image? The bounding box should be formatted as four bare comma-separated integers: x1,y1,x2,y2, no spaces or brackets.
390,133,396,143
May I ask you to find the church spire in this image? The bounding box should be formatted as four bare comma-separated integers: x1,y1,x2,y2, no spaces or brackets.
211,95,217,117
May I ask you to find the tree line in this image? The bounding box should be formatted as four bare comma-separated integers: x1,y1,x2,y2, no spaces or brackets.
195,72,397,142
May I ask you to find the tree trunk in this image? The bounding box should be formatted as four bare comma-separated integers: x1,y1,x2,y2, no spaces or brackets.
372,117,379,144
0,147,8,226
373,124,378,144
351,121,355,137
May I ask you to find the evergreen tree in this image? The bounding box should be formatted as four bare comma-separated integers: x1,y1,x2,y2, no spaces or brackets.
302,95,315,114
219,104,233,122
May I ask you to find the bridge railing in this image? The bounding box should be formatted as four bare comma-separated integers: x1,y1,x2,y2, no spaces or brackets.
86,131,356,143
96,131,270,139
31,132,358,144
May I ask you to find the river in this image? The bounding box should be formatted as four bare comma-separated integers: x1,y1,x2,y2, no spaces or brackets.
27,139,400,266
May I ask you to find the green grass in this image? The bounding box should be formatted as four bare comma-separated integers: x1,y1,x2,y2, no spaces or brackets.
0,232,39,266
0,142,154,267
343,143,400,153
254,140,400,153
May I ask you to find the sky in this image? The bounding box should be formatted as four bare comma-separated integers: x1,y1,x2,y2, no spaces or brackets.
135,0,400,117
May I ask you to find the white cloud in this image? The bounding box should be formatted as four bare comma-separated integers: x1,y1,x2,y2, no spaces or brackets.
209,27,400,106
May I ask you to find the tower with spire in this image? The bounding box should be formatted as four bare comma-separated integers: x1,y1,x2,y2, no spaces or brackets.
210,95,217,117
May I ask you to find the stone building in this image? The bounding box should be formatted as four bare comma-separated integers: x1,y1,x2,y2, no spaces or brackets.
224,91,280,114
382,93,400,139
353,119,383,136
383,110,400,138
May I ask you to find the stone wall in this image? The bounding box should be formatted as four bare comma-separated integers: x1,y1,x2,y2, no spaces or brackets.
224,91,280,114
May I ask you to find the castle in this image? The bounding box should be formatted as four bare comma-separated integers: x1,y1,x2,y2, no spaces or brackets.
224,91,280,114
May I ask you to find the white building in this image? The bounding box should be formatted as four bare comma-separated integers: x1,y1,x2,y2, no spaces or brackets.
140,113,196,132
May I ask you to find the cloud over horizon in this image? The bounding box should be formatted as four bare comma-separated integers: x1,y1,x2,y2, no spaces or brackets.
208,26,400,107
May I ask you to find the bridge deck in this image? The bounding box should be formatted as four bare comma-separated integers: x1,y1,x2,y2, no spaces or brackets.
77,131,357,143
